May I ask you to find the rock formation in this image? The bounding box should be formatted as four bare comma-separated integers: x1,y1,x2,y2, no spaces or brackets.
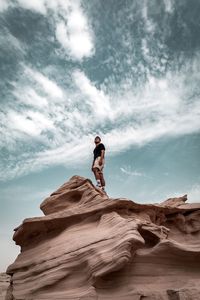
6,175,200,299
0,273,11,300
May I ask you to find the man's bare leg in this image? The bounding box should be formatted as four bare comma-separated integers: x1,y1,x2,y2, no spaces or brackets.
92,168,106,192
92,168,101,182
99,172,105,188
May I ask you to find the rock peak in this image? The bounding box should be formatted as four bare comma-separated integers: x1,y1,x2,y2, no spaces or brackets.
6,175,200,300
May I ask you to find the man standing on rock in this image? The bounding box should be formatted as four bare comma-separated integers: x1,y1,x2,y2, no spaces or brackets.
91,136,106,192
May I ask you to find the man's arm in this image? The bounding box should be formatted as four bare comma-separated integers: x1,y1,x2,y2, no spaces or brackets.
99,150,105,165
91,158,95,169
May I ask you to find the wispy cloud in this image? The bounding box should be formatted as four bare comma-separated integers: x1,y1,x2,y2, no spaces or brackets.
0,27,26,56
0,0,9,12
142,0,156,33
1,0,94,60
56,8,94,60
16,0,47,14
73,69,111,117
1,1,200,181
1,56,200,181
13,88,48,109
7,110,55,137
163,0,174,13
24,67,64,99
120,166,145,177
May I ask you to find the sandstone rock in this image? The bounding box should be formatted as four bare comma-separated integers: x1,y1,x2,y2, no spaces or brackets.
6,175,200,299
0,273,11,300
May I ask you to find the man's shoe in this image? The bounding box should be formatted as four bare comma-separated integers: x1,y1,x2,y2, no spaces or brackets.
96,183,102,188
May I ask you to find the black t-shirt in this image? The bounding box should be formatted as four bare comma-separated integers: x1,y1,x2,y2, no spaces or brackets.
93,143,105,160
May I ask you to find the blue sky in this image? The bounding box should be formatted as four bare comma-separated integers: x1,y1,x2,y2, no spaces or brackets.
0,0,200,271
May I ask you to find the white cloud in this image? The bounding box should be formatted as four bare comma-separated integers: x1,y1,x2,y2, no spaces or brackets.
1,57,200,181
55,6,94,60
14,88,48,108
0,0,9,12
16,0,47,14
102,118,176,153
0,28,25,55
120,166,144,177
24,67,64,99
73,70,111,117
1,0,95,61
1,0,200,183
141,38,149,57
142,0,155,33
7,111,41,136
0,138,93,181
163,0,174,13
7,110,54,137
0,0,47,14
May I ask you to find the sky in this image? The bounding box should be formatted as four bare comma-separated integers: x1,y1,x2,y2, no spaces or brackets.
0,0,200,272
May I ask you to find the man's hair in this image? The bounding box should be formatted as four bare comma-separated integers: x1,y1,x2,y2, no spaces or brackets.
95,135,101,141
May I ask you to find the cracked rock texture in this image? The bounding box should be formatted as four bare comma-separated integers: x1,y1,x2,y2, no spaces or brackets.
6,175,200,299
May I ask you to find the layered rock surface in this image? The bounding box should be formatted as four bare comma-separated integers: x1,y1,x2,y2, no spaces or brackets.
0,273,11,300
6,175,200,299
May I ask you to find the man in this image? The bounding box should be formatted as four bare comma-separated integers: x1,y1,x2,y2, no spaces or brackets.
91,136,106,192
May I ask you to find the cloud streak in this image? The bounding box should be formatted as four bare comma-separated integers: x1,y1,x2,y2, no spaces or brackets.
56,9,94,60
1,52,200,181
1,56,200,181
120,166,145,177
1,0,94,61
73,70,111,117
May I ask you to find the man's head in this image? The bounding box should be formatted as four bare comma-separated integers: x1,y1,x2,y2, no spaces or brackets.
94,136,101,144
